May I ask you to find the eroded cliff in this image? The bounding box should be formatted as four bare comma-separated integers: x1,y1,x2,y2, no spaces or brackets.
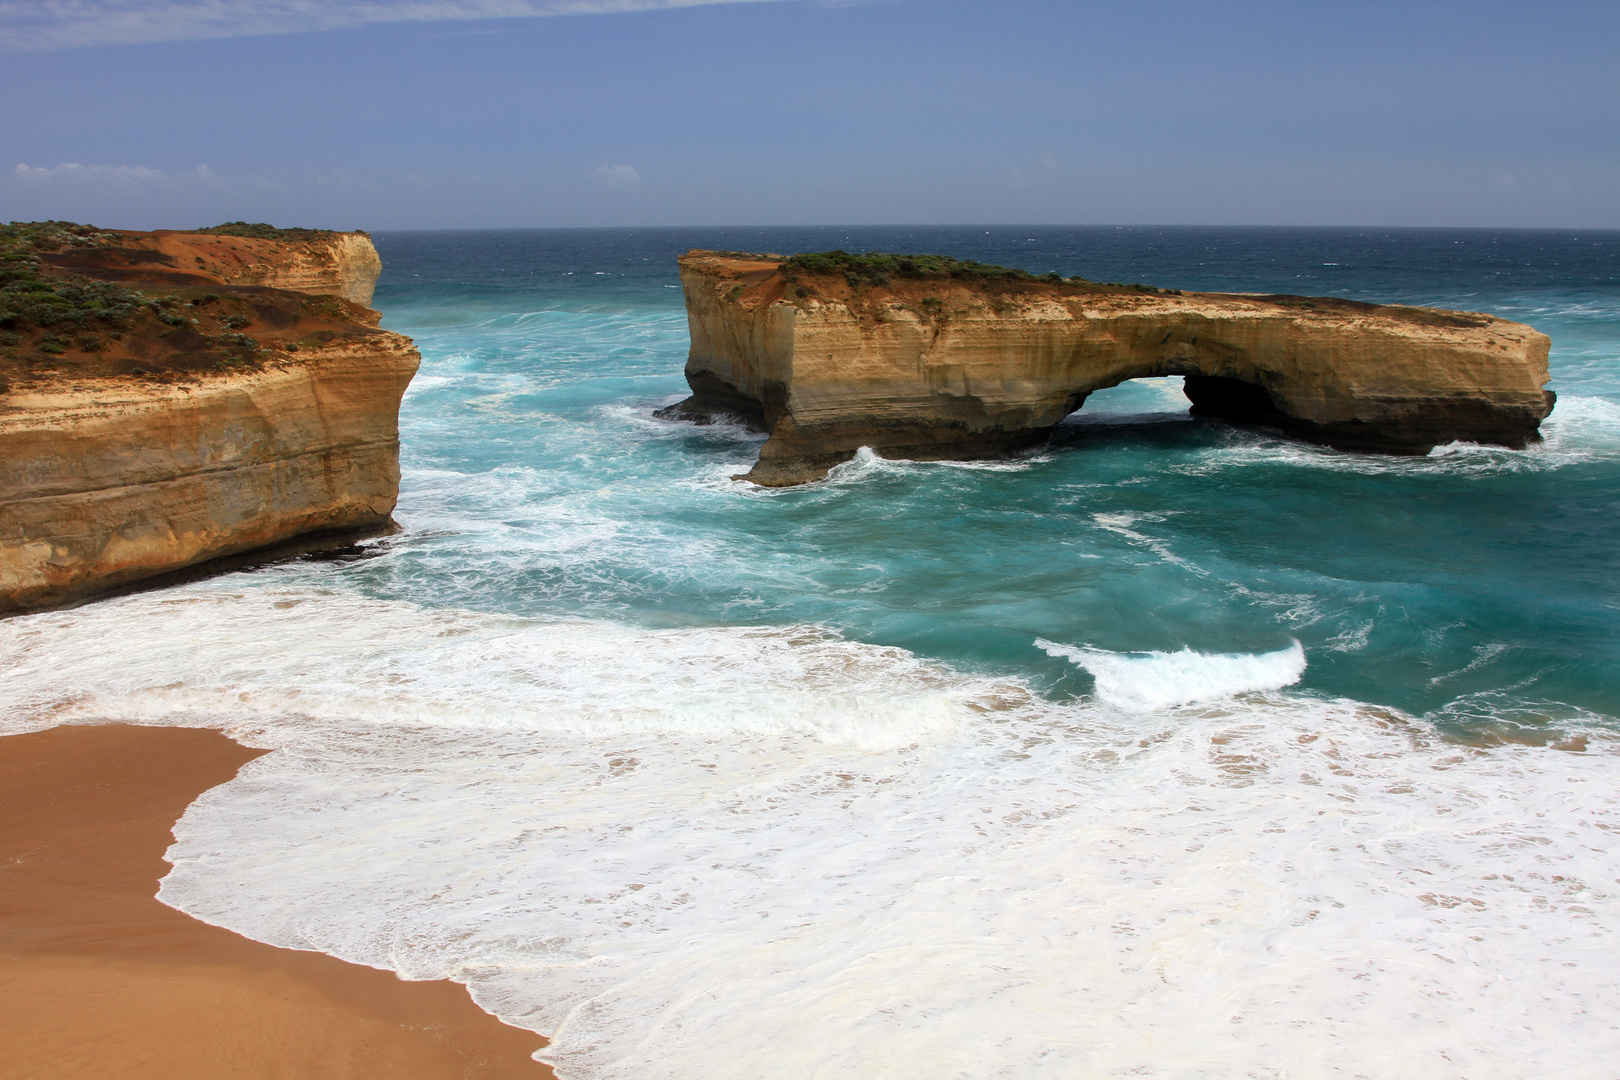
36,222,383,304
659,251,1555,486
0,221,417,612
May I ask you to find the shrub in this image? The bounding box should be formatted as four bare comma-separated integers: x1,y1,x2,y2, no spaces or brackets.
780,250,1091,290
201,221,338,242
0,222,142,332
1099,281,1183,295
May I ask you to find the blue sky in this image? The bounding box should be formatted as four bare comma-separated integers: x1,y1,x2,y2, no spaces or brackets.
3,0,1617,230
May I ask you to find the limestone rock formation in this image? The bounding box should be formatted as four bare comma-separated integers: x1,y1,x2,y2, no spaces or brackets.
658,251,1556,486
0,222,417,612
38,226,383,304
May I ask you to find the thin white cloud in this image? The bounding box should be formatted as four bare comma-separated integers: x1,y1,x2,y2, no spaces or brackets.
11,161,285,190
0,0,791,52
594,162,641,188
14,161,167,180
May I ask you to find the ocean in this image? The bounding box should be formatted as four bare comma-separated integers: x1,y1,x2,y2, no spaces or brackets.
4,225,1618,1077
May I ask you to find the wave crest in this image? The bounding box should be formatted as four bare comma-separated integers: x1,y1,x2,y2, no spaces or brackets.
1038,638,1307,710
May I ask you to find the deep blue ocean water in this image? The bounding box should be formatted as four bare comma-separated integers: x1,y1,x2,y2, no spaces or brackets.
6,226,1618,1078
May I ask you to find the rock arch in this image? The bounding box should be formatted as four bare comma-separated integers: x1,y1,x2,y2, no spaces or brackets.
660,252,1556,486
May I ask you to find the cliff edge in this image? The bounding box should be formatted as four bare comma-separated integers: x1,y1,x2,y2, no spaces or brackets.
36,221,383,304
658,251,1555,486
0,221,417,613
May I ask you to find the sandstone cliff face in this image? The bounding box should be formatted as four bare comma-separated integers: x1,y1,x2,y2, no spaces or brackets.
0,337,417,612
94,231,382,304
161,231,383,305
1,222,415,613
41,230,384,305
662,252,1555,486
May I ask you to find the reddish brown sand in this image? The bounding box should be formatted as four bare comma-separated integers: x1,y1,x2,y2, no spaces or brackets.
0,724,555,1080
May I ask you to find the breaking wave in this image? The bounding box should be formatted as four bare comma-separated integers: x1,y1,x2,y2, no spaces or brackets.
1036,638,1307,710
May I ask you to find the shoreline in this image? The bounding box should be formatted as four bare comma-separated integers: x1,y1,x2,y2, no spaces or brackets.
0,723,553,1080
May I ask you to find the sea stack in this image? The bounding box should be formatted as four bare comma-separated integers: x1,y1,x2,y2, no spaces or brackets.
658,250,1556,486
0,222,419,613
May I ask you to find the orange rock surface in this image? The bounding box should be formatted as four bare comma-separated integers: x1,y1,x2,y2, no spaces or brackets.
661,251,1555,486
0,227,417,612
40,228,384,304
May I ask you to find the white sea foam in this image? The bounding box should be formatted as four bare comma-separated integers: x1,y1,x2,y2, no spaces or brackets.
1540,393,1620,453
0,588,969,749
1174,394,1620,479
925,452,1056,471
1322,617,1374,652
1089,511,1201,572
4,587,1619,1079
682,445,1056,498
1037,638,1307,710
402,373,457,394
611,400,768,444
827,445,1051,483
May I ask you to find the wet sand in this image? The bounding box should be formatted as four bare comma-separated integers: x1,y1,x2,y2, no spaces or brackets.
0,723,554,1080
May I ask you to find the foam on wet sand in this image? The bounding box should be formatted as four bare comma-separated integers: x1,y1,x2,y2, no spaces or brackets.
0,723,551,1080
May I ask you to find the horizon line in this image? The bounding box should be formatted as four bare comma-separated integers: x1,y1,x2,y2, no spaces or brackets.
355,222,1620,234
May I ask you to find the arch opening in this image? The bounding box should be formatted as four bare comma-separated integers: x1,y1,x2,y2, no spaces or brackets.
1063,376,1192,423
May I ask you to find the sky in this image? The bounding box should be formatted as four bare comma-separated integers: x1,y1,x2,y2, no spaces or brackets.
2,0,1617,230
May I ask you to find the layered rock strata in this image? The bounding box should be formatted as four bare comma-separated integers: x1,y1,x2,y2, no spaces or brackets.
659,252,1555,486
38,228,383,304
1,224,416,612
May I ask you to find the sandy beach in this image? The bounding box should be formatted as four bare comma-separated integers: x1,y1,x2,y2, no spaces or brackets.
0,723,553,1080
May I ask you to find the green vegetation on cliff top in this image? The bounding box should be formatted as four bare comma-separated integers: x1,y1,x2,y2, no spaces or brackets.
0,220,355,389
0,220,345,337
778,250,1180,294
781,250,1057,288
201,221,354,242
0,221,143,334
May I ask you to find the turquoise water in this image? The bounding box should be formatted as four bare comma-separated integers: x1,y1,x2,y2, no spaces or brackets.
372,226,1620,729
5,226,1618,1078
